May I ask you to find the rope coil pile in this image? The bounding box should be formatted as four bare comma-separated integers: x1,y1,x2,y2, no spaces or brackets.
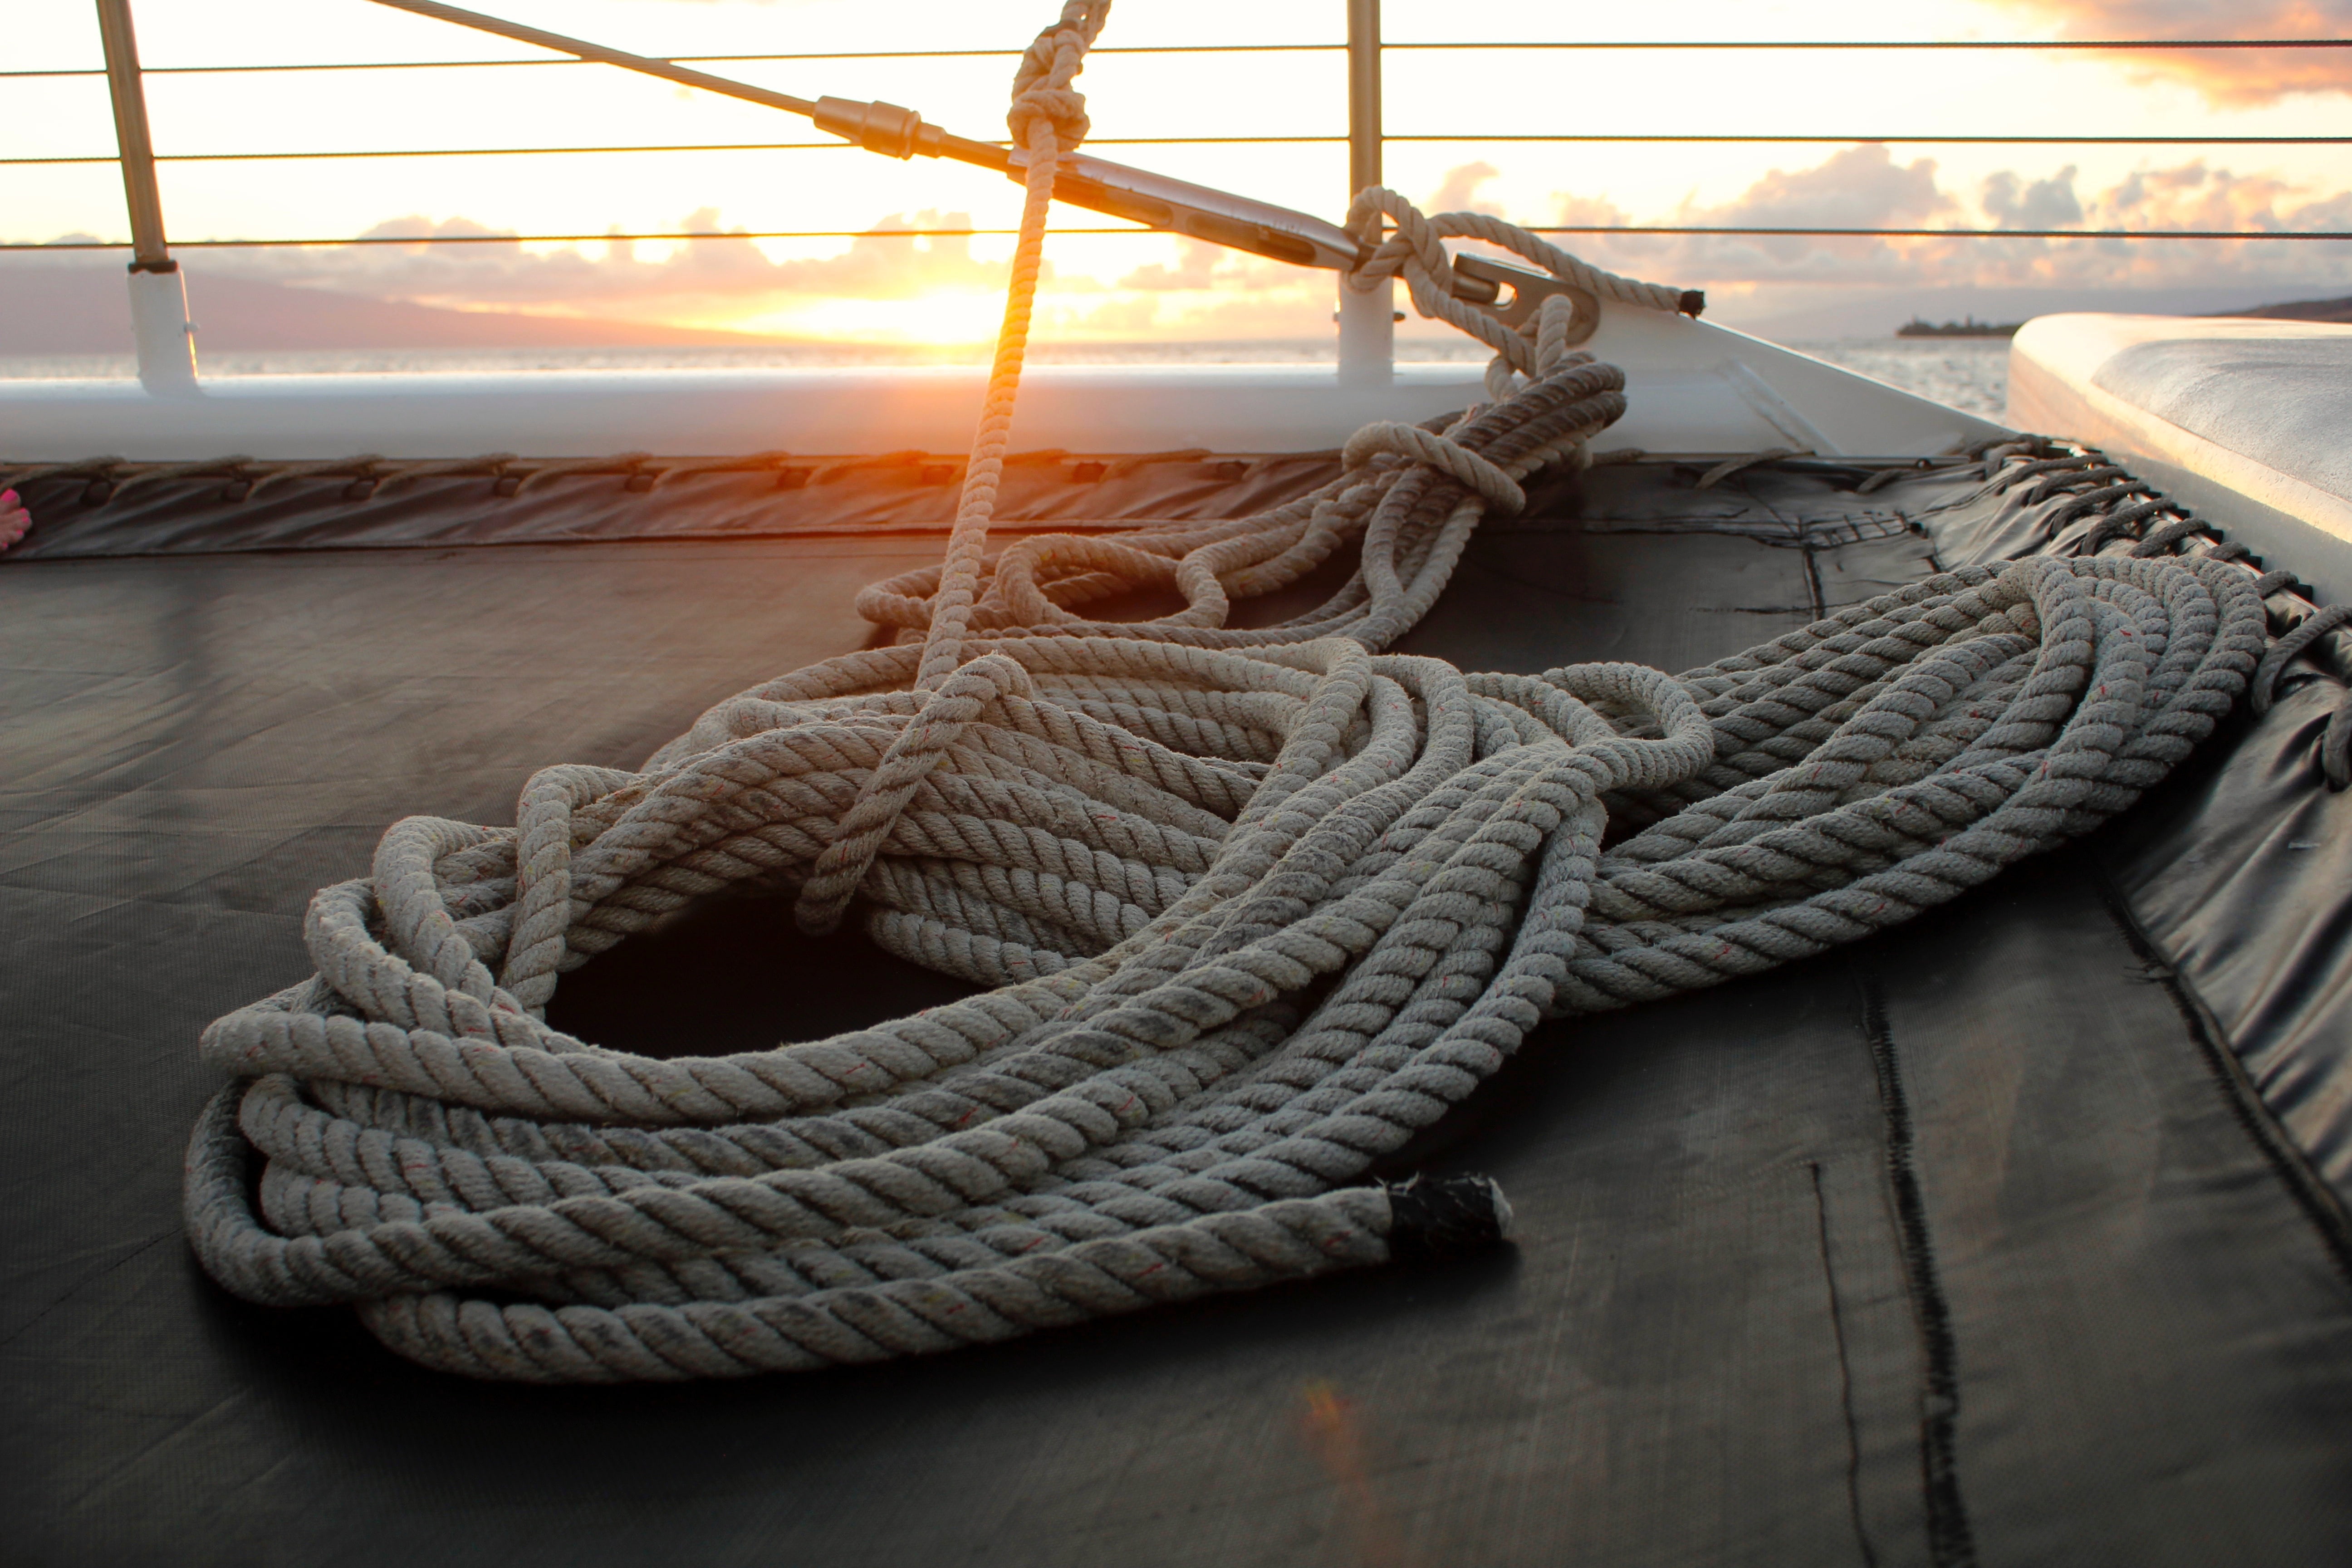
181,2,2271,1381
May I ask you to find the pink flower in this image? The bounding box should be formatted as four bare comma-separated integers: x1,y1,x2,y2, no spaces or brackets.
0,488,27,552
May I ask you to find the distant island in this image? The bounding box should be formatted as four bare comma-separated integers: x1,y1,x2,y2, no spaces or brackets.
1896,316,2023,338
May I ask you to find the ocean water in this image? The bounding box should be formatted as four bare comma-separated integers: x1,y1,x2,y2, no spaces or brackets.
0,336,2010,421
1791,337,2010,421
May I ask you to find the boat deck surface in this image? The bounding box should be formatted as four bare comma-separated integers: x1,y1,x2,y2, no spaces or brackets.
5,456,2351,1566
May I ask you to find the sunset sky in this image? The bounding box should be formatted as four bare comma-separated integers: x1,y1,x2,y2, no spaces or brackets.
7,0,2350,343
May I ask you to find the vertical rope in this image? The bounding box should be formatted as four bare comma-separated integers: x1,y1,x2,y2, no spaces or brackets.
916,2,1108,694
791,2,1111,936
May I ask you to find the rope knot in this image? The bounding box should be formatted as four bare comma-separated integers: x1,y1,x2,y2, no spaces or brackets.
1343,421,1526,518
1008,83,1092,153
1006,5,1107,152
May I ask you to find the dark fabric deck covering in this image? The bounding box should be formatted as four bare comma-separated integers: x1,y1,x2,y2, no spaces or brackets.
5,463,2351,1566
0,451,1348,560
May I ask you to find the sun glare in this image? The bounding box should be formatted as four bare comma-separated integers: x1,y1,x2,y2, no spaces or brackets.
740,289,1009,348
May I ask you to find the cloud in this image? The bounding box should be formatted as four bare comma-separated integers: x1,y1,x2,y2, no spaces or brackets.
166,209,1021,326
1549,146,1953,286
1565,147,2352,296
1992,1,2352,103
1983,167,2087,229
1701,145,1951,231
12,145,2346,344
245,149,2352,330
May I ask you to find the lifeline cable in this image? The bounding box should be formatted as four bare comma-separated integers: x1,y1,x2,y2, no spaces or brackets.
181,2,2270,1380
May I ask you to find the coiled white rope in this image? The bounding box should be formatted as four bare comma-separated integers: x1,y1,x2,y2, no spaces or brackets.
181,3,2270,1381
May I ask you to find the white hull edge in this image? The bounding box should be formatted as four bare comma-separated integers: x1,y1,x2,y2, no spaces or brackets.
2010,314,2352,604
1,310,2005,463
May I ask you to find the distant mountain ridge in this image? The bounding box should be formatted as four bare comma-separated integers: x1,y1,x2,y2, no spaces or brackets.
1732,284,2348,340
2208,295,2352,324
0,267,795,354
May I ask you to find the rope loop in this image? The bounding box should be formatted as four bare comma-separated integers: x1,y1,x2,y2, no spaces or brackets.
2250,600,2352,790
1342,189,1694,394
1343,421,1527,517
2251,601,2352,715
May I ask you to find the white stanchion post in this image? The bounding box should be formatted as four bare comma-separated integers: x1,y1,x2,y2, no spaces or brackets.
127,268,198,392
1338,0,1392,387
96,0,198,393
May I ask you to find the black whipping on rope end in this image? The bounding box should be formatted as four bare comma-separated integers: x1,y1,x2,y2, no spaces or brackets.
1382,1174,1515,1264
1678,290,1706,318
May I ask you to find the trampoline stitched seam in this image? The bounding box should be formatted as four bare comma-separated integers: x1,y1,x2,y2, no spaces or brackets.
1857,975,1981,1568
1808,1157,1882,1568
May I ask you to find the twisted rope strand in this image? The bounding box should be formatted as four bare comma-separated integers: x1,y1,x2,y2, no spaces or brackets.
180,7,2279,1382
